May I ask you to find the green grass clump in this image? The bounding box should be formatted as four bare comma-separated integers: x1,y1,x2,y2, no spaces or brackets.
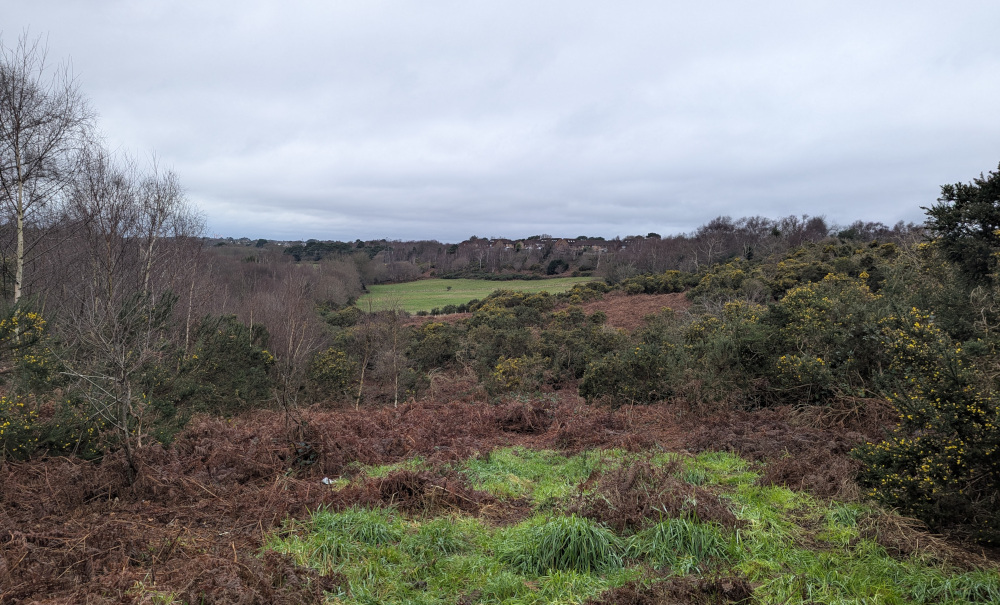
358,277,595,313
658,450,759,486
269,509,626,604
311,506,405,545
401,517,474,557
459,446,613,505
627,517,735,573
729,483,1000,604
499,514,624,575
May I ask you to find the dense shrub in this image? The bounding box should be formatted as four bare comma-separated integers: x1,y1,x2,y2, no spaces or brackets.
620,270,697,295
0,394,39,459
470,290,556,314
487,354,548,394
0,307,51,391
682,301,773,404
689,262,751,300
176,315,276,416
853,307,1000,544
580,310,685,405
767,273,885,401
538,308,624,384
320,304,362,328
307,348,357,402
407,321,462,370
559,280,612,302
460,324,535,381
35,397,103,458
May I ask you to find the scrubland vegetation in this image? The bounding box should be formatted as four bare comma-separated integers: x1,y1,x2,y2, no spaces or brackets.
3,33,1000,604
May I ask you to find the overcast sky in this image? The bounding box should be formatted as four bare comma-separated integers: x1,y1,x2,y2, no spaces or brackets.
5,1,1000,242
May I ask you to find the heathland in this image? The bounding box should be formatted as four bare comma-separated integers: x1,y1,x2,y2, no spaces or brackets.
4,34,1000,604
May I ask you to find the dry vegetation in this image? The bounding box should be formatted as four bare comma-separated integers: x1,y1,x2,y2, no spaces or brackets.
5,374,981,603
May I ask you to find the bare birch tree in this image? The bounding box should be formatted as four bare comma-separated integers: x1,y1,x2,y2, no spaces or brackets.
58,145,197,479
0,32,92,302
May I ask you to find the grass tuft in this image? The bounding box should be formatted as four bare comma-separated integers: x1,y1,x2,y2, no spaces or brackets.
500,514,624,574
401,517,472,557
312,505,404,546
627,517,734,572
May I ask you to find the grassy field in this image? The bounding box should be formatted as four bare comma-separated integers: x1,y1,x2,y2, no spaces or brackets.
357,277,596,313
268,447,999,605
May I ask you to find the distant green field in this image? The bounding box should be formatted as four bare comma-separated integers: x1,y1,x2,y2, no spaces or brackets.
357,277,595,313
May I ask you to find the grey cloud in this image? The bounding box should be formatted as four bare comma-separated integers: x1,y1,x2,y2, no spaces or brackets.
5,1,1000,241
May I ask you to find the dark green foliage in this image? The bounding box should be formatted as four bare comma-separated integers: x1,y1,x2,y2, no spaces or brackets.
470,289,556,314
461,324,535,382
765,274,886,402
284,239,359,261
546,258,569,275
439,270,542,280
689,262,753,299
681,301,776,405
620,270,697,295
541,318,624,385
555,281,612,305
306,348,356,402
320,303,362,328
924,162,1000,286
34,395,103,459
407,321,462,371
0,304,53,393
176,315,275,416
581,310,685,405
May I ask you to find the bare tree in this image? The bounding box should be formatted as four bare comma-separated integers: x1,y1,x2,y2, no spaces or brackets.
57,145,196,479
0,32,92,303
138,156,186,294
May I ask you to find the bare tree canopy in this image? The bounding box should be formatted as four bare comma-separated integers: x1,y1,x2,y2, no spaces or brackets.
0,32,92,302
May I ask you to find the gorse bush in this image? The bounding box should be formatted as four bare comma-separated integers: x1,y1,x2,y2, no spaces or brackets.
580,340,682,405
406,321,461,370
689,261,752,300
767,273,886,401
488,354,547,394
620,269,695,295
539,309,623,384
0,307,55,392
853,307,1000,544
0,395,39,459
307,347,356,402
176,315,275,416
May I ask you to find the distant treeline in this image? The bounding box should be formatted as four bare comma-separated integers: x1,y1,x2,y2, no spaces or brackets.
226,215,920,286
